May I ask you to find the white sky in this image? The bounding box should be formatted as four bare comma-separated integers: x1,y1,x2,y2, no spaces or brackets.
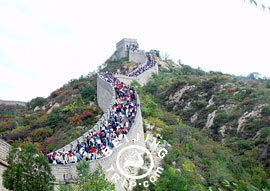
0,0,270,102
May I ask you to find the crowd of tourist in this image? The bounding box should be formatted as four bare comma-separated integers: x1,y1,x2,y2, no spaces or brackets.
128,52,157,77
44,52,156,165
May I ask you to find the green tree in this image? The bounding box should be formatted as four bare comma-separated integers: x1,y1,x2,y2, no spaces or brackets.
80,85,95,100
28,97,46,109
266,80,270,89
3,141,55,191
47,109,61,129
63,160,115,191
248,72,261,80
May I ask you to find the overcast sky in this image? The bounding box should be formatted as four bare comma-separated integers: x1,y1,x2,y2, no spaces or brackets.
0,0,270,102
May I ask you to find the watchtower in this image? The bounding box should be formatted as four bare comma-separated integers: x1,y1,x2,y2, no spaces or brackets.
116,38,146,64
116,38,139,58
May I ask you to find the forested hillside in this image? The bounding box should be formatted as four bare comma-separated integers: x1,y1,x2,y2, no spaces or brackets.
133,59,270,190
0,74,102,152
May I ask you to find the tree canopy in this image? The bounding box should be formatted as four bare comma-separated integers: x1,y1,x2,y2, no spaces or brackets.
60,160,115,191
3,141,55,191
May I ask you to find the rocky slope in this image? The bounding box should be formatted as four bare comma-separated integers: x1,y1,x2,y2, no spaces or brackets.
136,58,270,190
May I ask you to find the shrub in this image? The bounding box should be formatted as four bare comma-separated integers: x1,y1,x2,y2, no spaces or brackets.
191,100,207,109
226,89,233,93
30,127,53,142
7,126,30,140
262,105,270,116
237,140,253,151
81,110,93,120
242,98,250,105
46,143,56,153
89,95,95,101
47,109,61,128
80,85,95,99
29,97,46,109
164,148,181,164
148,117,166,128
212,113,228,132
143,119,147,133
69,114,82,125
162,112,178,125
50,89,59,98
266,80,270,89
260,127,270,138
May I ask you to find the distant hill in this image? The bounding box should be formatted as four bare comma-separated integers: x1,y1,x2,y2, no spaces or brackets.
0,100,26,106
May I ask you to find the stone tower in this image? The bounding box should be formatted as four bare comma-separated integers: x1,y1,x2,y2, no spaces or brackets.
116,38,139,58
116,38,146,64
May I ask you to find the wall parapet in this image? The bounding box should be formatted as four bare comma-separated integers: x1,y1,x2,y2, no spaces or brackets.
51,87,144,191
56,74,115,153
0,139,11,165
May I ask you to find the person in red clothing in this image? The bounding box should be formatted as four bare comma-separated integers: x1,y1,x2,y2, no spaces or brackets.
91,148,96,160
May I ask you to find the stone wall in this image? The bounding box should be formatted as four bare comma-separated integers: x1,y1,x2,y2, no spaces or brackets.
0,140,11,164
52,107,144,191
52,73,145,191
0,166,7,191
0,139,11,191
115,62,158,86
129,50,147,64
56,74,114,153
97,74,115,112
0,100,26,107
51,87,144,191
0,68,149,191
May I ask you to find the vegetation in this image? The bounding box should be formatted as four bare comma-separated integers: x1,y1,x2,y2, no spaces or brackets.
134,60,270,190
101,57,139,75
1,53,270,190
0,74,101,152
59,160,115,191
3,141,55,191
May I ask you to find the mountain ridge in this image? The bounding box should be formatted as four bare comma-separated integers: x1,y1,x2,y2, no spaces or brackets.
0,100,26,106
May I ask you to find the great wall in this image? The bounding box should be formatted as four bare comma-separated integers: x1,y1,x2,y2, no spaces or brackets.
0,100,26,107
0,38,159,191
